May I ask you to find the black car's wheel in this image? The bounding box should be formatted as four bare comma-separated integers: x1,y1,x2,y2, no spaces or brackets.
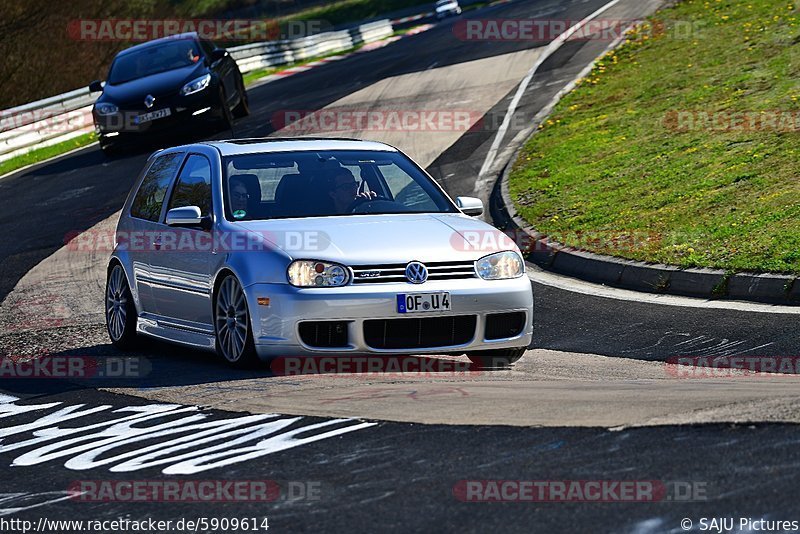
100,140,120,157
214,275,259,367
232,78,250,118
466,347,526,369
105,264,138,349
217,87,234,131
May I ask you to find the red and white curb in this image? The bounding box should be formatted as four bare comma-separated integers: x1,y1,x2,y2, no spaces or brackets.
391,12,434,25
390,0,516,26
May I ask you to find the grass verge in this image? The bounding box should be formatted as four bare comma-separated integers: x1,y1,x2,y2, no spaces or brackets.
0,133,97,179
508,0,800,274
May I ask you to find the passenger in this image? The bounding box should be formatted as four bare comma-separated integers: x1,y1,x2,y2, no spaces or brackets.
229,176,250,218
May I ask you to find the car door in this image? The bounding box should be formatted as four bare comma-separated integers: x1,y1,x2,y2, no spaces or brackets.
148,153,215,332
127,151,185,317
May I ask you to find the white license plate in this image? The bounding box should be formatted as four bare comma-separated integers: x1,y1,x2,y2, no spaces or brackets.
134,108,171,124
397,292,451,313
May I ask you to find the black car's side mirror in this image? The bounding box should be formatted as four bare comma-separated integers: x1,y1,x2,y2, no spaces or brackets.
89,80,103,93
210,49,228,63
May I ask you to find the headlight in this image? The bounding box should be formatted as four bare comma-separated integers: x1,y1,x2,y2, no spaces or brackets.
475,251,524,280
95,103,118,115
287,260,349,287
181,74,211,96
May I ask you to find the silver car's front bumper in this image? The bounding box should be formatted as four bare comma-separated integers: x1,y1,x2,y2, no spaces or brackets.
244,276,533,358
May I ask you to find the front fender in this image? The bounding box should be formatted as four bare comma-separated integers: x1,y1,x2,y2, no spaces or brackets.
213,249,292,292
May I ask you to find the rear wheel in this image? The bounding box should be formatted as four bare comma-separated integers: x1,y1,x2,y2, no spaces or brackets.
466,347,526,368
105,264,138,349
214,275,258,367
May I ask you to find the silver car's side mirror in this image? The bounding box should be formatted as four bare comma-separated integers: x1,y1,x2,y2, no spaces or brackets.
456,196,484,216
166,206,204,227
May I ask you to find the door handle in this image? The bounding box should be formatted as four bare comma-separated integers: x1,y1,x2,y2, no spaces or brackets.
152,235,162,250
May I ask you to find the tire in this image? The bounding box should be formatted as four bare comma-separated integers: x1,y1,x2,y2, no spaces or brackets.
105,263,138,350
232,78,250,118
213,275,259,367
217,87,234,131
466,347,526,369
100,140,119,157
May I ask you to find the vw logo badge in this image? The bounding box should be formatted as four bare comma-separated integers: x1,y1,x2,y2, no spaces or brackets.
144,94,155,109
405,261,428,284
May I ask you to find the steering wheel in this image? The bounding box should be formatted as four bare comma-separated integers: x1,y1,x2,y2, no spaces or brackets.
348,194,391,212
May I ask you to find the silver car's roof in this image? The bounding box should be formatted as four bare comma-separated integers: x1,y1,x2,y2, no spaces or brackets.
196,138,399,156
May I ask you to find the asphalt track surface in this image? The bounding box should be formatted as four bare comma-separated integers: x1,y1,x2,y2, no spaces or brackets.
2,0,800,532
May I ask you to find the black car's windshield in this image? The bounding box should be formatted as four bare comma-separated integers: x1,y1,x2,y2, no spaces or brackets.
108,40,202,84
222,150,458,221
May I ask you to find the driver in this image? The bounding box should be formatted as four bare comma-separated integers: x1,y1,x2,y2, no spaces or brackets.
327,168,376,213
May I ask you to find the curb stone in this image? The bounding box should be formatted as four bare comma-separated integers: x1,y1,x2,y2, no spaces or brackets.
493,153,799,305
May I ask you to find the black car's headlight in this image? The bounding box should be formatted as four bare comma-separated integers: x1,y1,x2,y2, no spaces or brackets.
181,74,211,96
287,260,349,287
95,103,118,115
475,251,524,280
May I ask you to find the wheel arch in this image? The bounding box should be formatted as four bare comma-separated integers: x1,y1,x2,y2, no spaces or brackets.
106,256,141,314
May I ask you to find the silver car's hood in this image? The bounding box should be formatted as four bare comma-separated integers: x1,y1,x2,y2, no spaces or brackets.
237,213,512,265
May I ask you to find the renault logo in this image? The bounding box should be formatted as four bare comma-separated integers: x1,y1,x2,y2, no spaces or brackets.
144,94,155,109
405,262,428,284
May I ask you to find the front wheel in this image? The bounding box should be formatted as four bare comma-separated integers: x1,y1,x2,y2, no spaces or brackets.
214,275,258,367
466,347,526,368
232,79,250,118
105,264,138,349
217,88,234,131
100,139,120,158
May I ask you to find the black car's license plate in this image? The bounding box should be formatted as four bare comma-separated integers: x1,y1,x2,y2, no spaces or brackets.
134,108,171,124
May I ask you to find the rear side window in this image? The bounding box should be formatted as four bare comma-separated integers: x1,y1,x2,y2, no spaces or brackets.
167,154,213,216
130,152,183,221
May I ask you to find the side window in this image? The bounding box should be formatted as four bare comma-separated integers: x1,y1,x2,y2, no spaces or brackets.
167,154,213,216
130,153,183,222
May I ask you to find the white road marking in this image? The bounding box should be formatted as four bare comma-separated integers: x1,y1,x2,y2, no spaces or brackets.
478,0,622,177
0,396,376,475
0,492,77,517
528,264,800,315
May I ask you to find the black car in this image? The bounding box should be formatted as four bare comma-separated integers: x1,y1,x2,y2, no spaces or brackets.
89,32,249,154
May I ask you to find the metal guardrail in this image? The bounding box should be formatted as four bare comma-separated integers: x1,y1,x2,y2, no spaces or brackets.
0,19,393,163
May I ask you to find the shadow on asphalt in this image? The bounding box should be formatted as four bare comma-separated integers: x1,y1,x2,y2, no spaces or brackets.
0,336,508,397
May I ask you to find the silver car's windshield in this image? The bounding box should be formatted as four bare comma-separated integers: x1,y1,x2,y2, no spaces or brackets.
222,150,458,221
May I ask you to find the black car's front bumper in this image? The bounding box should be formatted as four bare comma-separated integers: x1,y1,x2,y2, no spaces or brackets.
93,88,222,141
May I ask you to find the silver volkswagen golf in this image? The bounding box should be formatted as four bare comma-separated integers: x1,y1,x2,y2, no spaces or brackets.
105,138,533,367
